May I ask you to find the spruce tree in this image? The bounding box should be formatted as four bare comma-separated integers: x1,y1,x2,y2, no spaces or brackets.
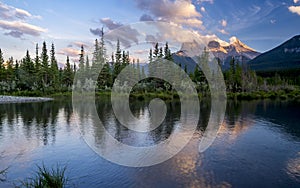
0,49,4,81
63,56,73,89
153,43,159,58
149,48,153,63
41,41,49,87
50,43,59,89
78,45,85,85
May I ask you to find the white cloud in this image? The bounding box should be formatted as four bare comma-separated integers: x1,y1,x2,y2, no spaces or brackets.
200,7,206,12
289,6,300,16
0,20,47,37
218,29,229,35
220,19,227,27
294,0,299,4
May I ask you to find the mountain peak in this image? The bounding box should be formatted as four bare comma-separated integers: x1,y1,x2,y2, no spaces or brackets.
229,36,256,52
207,36,261,67
229,36,239,44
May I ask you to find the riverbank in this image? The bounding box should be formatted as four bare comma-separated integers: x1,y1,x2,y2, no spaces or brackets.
2,88,300,102
0,95,53,104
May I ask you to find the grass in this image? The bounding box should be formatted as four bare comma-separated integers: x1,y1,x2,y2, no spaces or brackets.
227,89,300,101
21,164,68,188
3,86,300,102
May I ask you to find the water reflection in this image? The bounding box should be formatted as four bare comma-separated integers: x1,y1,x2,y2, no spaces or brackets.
0,101,72,146
0,99,299,187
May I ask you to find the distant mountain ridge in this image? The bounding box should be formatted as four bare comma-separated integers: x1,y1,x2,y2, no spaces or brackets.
249,35,300,71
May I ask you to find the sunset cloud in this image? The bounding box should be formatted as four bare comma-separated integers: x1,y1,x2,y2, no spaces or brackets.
0,20,46,37
135,0,203,29
58,47,80,57
289,6,300,16
0,2,44,39
0,2,37,20
100,18,123,30
218,29,229,35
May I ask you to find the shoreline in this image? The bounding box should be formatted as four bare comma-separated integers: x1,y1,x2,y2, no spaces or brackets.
0,95,54,104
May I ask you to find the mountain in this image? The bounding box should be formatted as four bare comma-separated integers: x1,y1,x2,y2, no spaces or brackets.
171,37,260,72
208,36,261,69
172,50,197,73
249,35,300,71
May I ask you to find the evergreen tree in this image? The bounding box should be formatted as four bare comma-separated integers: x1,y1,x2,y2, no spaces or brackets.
159,47,163,58
92,39,100,63
85,55,90,71
41,41,50,87
153,43,159,58
113,39,122,81
20,51,35,90
77,45,85,85
5,57,14,85
63,56,73,89
164,42,173,61
115,39,122,64
79,45,85,71
0,49,4,81
34,43,40,72
149,48,153,63
50,43,59,89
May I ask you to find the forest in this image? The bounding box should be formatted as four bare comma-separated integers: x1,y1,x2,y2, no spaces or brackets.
0,33,300,100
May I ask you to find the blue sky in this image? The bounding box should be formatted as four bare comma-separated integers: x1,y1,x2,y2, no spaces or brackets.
0,0,300,65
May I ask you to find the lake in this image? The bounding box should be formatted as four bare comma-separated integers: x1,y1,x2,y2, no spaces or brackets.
0,98,299,187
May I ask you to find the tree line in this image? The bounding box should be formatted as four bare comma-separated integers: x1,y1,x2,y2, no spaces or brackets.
0,31,297,96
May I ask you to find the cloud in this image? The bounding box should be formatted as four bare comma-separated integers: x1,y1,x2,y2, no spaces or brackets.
294,0,299,4
0,2,41,20
90,28,103,36
196,0,214,4
73,41,89,48
100,18,123,30
200,7,206,12
0,2,45,39
270,19,276,24
220,19,227,27
289,6,300,16
133,49,149,55
90,17,124,36
4,30,23,38
218,29,229,35
58,47,80,57
140,14,154,21
0,20,46,37
105,25,140,48
135,0,203,29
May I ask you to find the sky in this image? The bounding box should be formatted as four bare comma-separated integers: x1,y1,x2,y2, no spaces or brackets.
0,0,300,66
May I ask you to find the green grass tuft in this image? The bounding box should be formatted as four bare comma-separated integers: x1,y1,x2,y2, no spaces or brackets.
21,164,68,188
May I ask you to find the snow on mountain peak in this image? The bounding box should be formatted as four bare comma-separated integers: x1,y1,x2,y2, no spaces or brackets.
229,36,239,44
229,36,256,52
207,36,261,62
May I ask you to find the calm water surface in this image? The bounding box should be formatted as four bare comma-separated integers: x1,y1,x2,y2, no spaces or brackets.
0,98,299,187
